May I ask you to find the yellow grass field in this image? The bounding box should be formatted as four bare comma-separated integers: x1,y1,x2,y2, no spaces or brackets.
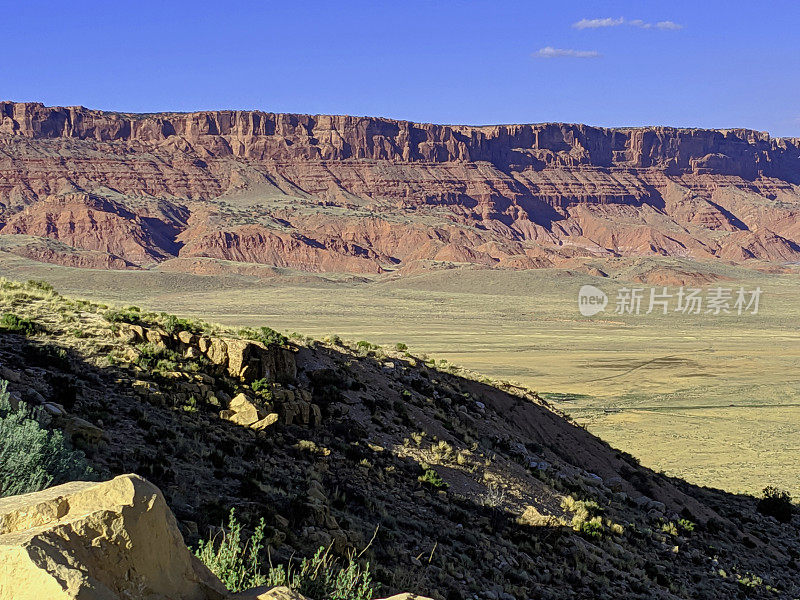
2,253,798,497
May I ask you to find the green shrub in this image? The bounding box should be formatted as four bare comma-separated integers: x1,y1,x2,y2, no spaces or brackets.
25,280,57,294
0,380,93,497
418,468,448,489
136,344,180,373
356,341,378,352
238,327,289,347
394,343,408,352
195,509,268,592
268,545,374,600
677,518,695,533
196,509,375,600
757,486,793,523
0,313,42,336
576,517,604,539
22,344,71,372
103,307,142,325
251,378,272,396
160,314,206,335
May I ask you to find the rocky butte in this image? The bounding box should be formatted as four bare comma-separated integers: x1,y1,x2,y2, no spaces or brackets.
0,101,799,274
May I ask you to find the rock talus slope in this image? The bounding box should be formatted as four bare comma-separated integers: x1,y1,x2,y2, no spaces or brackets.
1,102,799,272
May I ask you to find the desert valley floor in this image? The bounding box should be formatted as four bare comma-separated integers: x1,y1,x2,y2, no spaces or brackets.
3,252,798,498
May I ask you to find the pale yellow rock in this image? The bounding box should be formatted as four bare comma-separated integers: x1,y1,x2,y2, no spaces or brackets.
145,328,169,348
177,330,196,345
0,474,227,600
517,505,560,527
378,595,435,600
251,413,279,431
207,339,229,366
225,393,264,426
229,585,307,600
225,339,256,379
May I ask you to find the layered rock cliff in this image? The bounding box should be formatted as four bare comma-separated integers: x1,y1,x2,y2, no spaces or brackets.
1,101,799,271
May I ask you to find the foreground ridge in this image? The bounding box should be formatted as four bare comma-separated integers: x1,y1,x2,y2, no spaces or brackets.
0,279,797,599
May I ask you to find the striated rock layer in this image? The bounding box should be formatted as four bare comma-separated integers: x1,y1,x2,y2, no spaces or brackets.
1,101,799,271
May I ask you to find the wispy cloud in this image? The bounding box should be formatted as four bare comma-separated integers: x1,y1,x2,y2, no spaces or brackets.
573,17,683,30
533,46,600,59
654,20,683,30
573,17,624,30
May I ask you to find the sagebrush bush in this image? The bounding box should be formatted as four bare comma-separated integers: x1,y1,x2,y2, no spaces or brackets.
195,509,268,592
268,545,374,600
103,306,143,325
196,509,375,599
0,380,94,497
25,280,57,294
356,341,378,352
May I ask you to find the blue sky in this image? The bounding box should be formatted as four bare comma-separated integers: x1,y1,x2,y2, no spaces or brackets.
2,1,799,136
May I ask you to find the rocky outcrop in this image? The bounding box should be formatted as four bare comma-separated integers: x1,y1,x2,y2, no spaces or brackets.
1,101,799,271
0,474,227,600
115,324,297,384
114,324,322,428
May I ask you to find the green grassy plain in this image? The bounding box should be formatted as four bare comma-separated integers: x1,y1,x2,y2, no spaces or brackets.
2,252,798,497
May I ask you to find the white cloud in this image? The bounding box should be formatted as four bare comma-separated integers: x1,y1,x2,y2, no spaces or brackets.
572,17,683,31
533,46,600,59
572,17,624,30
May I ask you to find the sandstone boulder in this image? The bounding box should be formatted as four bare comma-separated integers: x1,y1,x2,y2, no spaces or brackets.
221,393,265,426
206,339,229,367
251,413,279,431
53,414,105,449
0,474,227,600
229,586,306,600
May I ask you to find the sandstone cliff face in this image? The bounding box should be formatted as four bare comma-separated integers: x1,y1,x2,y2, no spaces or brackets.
3,102,798,178
1,101,799,271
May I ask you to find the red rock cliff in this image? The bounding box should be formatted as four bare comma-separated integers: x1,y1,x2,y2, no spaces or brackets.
0,101,799,271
